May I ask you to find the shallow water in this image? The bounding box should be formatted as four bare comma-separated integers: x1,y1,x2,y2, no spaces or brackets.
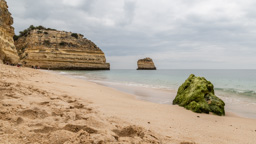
56,69,256,119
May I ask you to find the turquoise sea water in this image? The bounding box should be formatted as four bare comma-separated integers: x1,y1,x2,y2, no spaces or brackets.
57,69,256,118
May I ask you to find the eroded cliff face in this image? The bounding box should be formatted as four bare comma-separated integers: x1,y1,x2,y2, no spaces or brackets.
15,29,110,70
137,57,156,70
0,0,19,64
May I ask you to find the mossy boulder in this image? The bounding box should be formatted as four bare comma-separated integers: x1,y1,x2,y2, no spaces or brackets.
173,74,225,116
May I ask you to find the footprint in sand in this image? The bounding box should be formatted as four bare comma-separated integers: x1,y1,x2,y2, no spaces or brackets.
113,125,145,138
15,117,24,125
112,125,161,143
39,101,50,105
20,108,48,119
33,126,58,134
62,124,97,134
180,142,196,144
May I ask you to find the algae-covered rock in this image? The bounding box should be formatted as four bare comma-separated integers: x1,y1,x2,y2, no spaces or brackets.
173,74,225,116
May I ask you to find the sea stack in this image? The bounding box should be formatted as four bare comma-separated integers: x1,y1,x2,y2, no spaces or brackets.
137,57,156,70
173,74,225,116
0,0,19,64
14,26,110,70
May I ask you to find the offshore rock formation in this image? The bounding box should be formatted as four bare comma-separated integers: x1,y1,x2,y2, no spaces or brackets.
137,57,156,70
15,27,110,70
0,0,19,64
173,74,225,116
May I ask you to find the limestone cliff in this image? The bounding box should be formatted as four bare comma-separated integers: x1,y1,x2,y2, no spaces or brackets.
0,0,19,64
137,57,156,70
15,28,110,70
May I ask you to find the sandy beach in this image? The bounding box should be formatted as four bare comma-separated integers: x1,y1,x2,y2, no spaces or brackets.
0,64,256,144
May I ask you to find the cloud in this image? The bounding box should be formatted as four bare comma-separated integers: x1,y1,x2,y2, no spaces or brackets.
62,0,84,7
119,0,136,26
6,0,256,69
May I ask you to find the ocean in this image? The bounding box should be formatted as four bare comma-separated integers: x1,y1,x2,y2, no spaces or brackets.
56,69,256,119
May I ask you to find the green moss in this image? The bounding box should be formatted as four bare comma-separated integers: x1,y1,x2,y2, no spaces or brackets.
173,74,225,116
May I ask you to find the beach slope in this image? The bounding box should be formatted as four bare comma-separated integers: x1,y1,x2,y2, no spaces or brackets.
0,64,255,144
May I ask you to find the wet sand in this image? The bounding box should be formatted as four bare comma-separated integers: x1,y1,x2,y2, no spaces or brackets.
98,83,176,104
92,80,256,119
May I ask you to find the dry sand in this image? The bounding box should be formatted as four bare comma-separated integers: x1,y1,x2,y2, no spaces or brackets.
0,64,256,144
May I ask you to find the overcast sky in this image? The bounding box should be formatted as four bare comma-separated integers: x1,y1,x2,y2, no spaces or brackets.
6,0,256,69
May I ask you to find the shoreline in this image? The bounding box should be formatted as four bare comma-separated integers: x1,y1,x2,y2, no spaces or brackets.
91,80,250,118
81,80,176,104
99,82,256,119
1,64,256,144
54,70,256,119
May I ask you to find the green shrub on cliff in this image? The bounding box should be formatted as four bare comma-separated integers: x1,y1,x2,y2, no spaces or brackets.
173,74,225,116
13,35,19,41
71,33,79,39
37,30,43,34
59,41,68,46
14,25,56,41
43,40,50,46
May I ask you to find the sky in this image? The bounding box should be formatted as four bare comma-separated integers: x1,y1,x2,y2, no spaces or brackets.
6,0,256,69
